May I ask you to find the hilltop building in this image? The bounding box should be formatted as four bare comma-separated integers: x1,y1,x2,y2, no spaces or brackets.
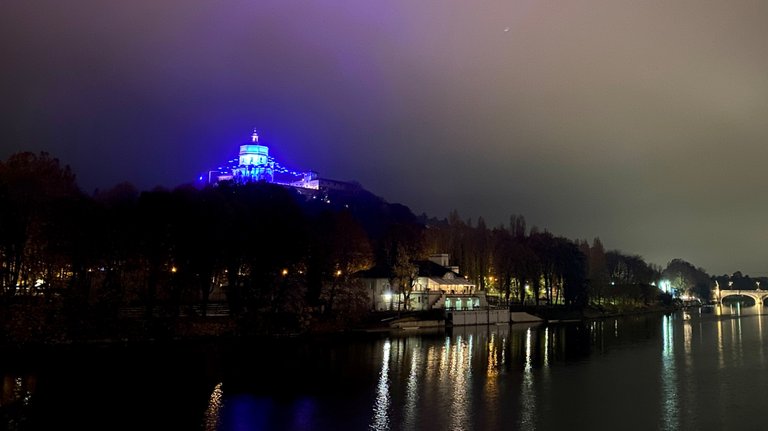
198,128,360,194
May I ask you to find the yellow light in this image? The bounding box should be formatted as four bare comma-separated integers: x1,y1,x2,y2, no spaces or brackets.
282,269,288,276
171,267,177,273
336,270,342,276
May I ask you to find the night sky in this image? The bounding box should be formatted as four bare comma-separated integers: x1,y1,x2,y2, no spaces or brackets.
2,1,768,276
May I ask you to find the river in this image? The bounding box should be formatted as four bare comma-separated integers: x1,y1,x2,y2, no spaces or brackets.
2,305,767,430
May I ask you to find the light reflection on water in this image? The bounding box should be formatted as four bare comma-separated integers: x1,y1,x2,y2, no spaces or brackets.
204,382,224,431
661,314,679,431
371,339,391,430
483,332,499,427
402,340,420,430
1,374,35,411
201,319,671,430
759,313,765,366
717,313,724,369
11,307,768,430
519,327,536,430
448,334,468,431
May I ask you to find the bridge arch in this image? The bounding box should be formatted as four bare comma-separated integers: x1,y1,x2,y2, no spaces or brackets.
719,290,768,306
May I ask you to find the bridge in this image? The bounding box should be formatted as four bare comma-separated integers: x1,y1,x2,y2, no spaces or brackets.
718,289,768,306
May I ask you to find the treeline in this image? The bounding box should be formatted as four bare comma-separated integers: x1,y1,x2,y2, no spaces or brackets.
0,152,419,338
0,151,724,340
421,213,669,308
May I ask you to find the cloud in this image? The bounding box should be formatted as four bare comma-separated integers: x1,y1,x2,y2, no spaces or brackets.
2,0,768,274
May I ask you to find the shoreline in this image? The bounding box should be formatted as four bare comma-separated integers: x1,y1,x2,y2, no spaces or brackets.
0,303,679,350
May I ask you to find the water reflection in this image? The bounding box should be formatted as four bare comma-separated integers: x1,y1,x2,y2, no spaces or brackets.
205,382,224,431
543,327,549,369
364,324,557,430
403,340,420,430
11,309,768,430
1,374,35,429
0,374,37,418
450,334,471,430
519,327,536,429
219,394,273,430
683,313,692,367
759,313,766,365
483,332,499,427
362,319,667,430
661,314,679,430
1,375,34,407
717,309,725,369
730,308,743,367
291,397,317,430
371,339,391,430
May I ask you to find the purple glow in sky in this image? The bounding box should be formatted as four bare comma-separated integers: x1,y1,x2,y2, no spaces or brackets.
2,0,768,275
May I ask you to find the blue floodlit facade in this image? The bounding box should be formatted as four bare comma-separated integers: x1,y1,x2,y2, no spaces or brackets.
199,129,320,190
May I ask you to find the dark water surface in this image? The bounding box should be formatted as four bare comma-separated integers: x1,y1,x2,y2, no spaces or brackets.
3,305,768,430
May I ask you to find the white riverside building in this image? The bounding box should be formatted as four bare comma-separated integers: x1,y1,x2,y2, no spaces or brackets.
357,254,488,312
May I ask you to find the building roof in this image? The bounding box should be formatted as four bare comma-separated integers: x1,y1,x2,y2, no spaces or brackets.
412,260,460,277
356,259,467,280
425,276,472,286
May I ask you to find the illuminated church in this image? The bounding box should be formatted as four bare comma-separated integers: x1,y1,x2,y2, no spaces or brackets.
231,129,274,183
199,128,360,193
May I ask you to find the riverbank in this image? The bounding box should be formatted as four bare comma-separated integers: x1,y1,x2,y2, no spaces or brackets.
528,303,676,322
0,301,678,349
